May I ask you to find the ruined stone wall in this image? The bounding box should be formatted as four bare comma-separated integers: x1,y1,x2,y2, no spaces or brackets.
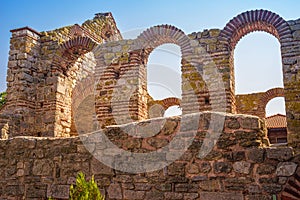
94,25,228,129
0,112,299,200
0,10,300,151
218,11,300,150
0,13,122,138
92,10,300,150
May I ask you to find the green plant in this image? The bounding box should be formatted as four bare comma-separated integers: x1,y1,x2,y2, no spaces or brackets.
0,92,6,107
70,172,105,200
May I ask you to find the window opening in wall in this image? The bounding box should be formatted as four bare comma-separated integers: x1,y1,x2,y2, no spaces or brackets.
147,44,182,117
234,32,286,115
265,97,287,145
164,105,182,117
234,32,283,94
234,32,287,145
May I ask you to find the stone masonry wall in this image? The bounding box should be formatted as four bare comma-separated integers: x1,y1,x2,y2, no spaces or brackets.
0,13,122,138
1,10,300,149
236,88,285,118
219,11,300,150
0,112,299,200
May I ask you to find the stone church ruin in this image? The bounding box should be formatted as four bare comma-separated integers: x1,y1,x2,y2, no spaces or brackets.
0,10,300,200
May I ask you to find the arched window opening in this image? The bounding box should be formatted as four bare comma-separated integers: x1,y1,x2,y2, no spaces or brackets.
266,97,286,117
147,44,182,117
234,32,286,118
164,105,182,117
234,32,283,94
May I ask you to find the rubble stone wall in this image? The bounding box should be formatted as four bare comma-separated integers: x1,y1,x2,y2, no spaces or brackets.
0,112,299,200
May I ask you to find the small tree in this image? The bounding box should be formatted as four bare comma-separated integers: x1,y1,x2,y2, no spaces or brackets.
0,92,6,107
70,172,105,200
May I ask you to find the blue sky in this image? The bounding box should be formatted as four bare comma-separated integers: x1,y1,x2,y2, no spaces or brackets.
0,0,299,116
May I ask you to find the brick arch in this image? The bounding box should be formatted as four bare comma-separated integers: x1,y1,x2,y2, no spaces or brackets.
148,97,181,110
261,87,285,110
220,9,292,50
53,36,97,73
162,97,181,109
50,36,98,136
147,97,181,118
137,24,192,58
136,25,192,119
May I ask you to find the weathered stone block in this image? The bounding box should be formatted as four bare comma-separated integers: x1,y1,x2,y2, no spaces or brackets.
224,177,253,191
47,185,69,199
214,162,232,173
91,157,114,175
186,163,199,174
247,148,265,163
4,185,24,196
199,162,212,173
262,184,282,194
32,159,54,176
199,192,243,200
276,162,297,176
266,147,294,161
233,161,251,174
154,183,171,192
199,179,220,191
247,184,262,194
183,193,199,200
107,183,122,199
145,189,165,200
26,184,47,198
257,164,276,175
225,151,245,161
123,190,145,200
164,192,183,200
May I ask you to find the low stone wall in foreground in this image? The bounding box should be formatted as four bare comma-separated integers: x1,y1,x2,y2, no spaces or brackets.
0,112,299,200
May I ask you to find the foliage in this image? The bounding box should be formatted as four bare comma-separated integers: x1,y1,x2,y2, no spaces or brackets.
70,172,105,200
0,92,6,107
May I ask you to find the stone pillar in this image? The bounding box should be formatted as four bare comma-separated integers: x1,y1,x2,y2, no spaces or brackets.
285,20,300,152
184,29,231,114
95,40,148,128
5,27,41,136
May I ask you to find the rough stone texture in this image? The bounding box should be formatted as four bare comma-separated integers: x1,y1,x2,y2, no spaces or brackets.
0,112,299,199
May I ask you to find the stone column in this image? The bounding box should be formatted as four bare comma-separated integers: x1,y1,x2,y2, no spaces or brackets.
5,27,41,136
95,41,148,128
285,20,300,152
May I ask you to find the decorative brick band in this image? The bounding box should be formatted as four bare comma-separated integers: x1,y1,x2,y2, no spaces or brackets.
220,9,292,50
